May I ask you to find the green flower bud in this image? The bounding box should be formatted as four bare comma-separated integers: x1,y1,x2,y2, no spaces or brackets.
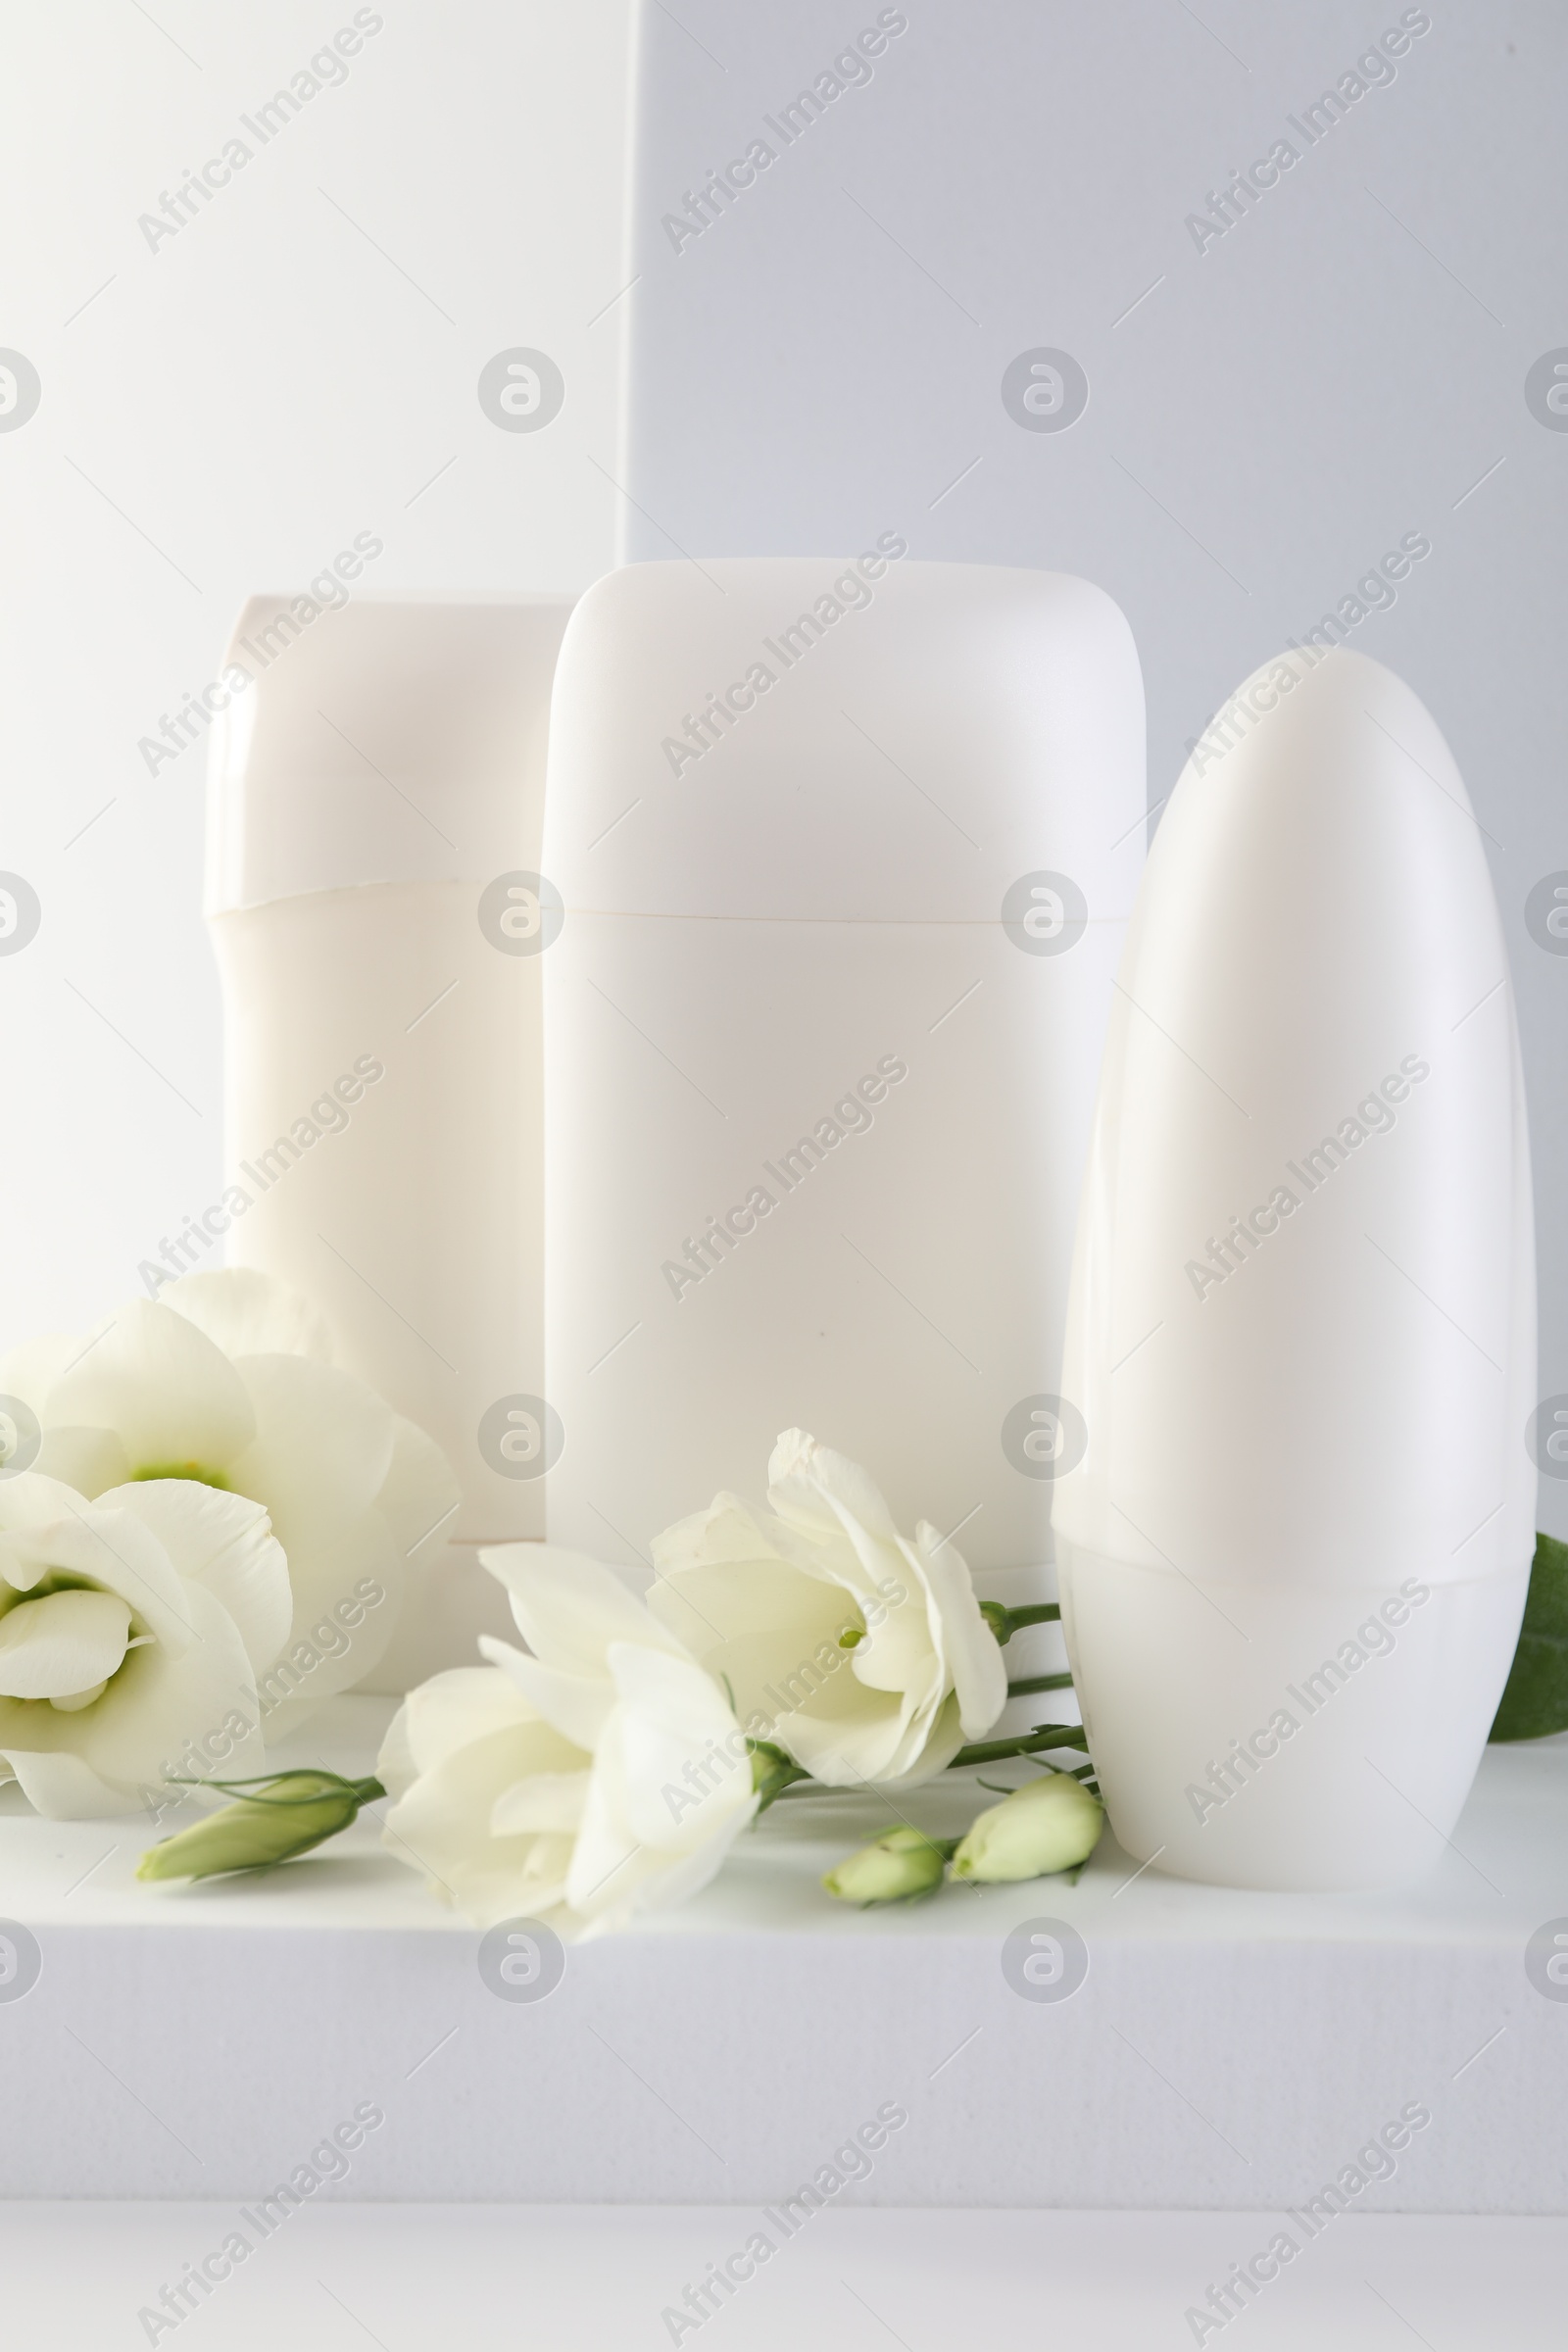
748,1739,807,1811
822,1824,951,1906
952,1771,1103,1884
136,1771,383,1883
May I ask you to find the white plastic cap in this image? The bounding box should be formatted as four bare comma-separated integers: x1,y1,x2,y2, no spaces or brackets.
1054,644,1535,1591
204,596,575,915
545,558,1145,922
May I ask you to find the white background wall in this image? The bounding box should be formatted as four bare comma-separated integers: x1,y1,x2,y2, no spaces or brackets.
617,0,1568,1537
0,0,629,1336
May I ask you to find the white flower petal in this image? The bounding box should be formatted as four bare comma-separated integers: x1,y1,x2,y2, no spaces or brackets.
0,1503,196,1653
0,1470,120,1544
227,1354,396,1540
381,1717,581,1914
480,1544,686,1675
479,1633,615,1751
766,1670,910,1786
914,1521,1007,1737
376,1696,419,1799
651,1494,789,1576
419,1846,574,1934
871,1690,967,1789
383,1563,756,1936
648,1550,840,1646
80,1582,263,1796
582,1826,746,1932
249,1508,402,1739
646,1430,1006,1793
376,1416,461,1571
647,1503,871,1743
32,1426,133,1497
102,1480,291,1674
0,1584,262,1816
490,1770,591,1838
0,1746,133,1818
378,1665,540,1791
0,1529,60,1597
0,1591,132,1699
606,1642,756,1854
564,1773,660,1923
45,1300,257,1476
163,1268,335,1363
50,1678,108,1714
220,1350,418,1729
463,1874,570,1933
767,1428,901,1544
0,1332,79,1411
567,1689,754,1928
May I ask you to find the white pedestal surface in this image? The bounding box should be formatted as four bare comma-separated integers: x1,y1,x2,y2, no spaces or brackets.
1,1699,1564,2212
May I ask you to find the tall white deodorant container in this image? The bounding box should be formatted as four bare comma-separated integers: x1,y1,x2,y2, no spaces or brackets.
1054,645,1535,1889
205,596,573,1681
543,556,1145,1585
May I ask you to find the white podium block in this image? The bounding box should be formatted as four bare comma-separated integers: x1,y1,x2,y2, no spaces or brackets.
1,1698,1564,2211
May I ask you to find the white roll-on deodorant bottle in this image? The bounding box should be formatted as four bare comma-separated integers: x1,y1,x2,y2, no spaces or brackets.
1053,645,1535,1890
205,595,573,1673
543,555,1145,1587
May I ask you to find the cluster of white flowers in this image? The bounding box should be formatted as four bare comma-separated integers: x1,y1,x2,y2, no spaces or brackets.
0,1269,458,1818
33,1308,1098,1922
376,1429,1019,1936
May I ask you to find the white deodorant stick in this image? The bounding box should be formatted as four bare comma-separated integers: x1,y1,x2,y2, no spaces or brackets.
1053,645,1535,1889
204,596,573,1610
542,555,1145,1585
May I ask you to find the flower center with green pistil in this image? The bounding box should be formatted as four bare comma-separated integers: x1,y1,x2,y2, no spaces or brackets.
131,1463,229,1490
0,1577,142,1714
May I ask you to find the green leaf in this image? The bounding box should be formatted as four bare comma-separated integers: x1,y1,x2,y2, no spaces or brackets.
1490,1532,1568,1741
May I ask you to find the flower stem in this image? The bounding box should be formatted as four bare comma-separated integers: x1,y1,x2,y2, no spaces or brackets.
166,1771,386,1807
948,1722,1089,1770
1005,1671,1075,1699
979,1599,1062,1645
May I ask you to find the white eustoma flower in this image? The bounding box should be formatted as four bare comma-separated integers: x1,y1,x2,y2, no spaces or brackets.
647,1429,1006,1789
377,1547,758,1934
0,1469,288,1817
0,1269,458,1734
